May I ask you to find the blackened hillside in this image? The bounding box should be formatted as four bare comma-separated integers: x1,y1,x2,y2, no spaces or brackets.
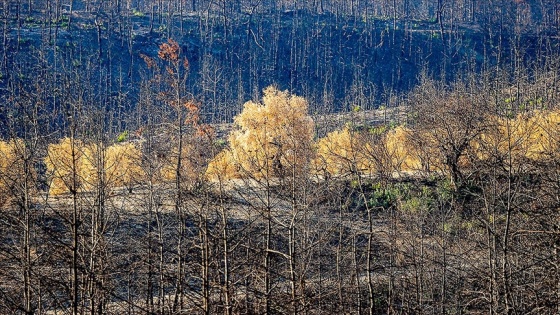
0,0,558,136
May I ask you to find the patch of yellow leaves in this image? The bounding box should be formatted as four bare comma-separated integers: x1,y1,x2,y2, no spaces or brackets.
0,139,29,207
45,138,143,195
207,86,314,180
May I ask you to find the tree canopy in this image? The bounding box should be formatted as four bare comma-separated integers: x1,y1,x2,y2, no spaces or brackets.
208,86,314,180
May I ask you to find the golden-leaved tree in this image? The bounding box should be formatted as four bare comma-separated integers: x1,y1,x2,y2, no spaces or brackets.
526,110,560,160
81,142,144,191
503,110,560,161
0,140,16,208
312,124,432,178
313,127,375,177
472,109,560,166
45,138,143,195
0,139,29,208
207,86,314,180
383,126,425,173
45,138,85,196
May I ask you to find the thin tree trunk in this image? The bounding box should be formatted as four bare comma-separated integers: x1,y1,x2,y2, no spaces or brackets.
70,135,80,315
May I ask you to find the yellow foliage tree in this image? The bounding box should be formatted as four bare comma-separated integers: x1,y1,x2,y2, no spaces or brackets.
0,139,29,207
0,140,18,182
46,138,144,195
517,110,560,160
80,142,144,191
45,138,85,196
106,142,144,187
313,125,438,178
207,86,314,180
313,127,375,177
383,126,425,173
205,150,240,180
501,113,543,161
473,109,560,165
